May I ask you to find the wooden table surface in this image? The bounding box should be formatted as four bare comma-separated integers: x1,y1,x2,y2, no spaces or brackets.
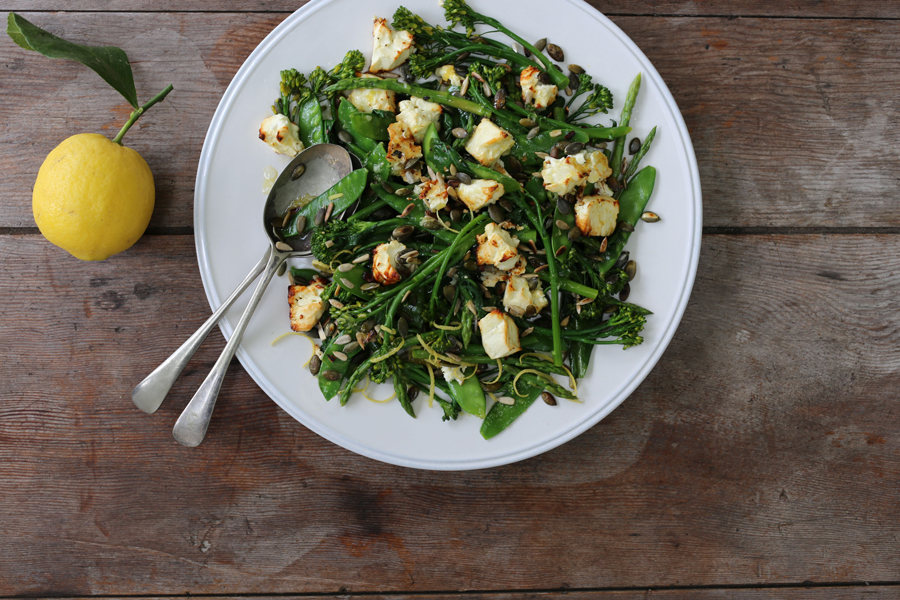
2,1,899,598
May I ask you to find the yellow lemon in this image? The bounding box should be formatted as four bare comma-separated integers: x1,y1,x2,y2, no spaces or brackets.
33,133,154,261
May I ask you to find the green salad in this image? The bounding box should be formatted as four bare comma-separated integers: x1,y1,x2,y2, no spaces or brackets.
259,0,659,439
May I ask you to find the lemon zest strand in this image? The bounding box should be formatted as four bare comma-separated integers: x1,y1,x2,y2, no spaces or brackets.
416,333,461,364
431,321,461,331
519,352,553,364
513,368,555,397
370,340,405,363
485,359,503,384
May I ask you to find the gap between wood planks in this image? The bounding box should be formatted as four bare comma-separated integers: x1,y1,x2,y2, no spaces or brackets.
0,580,899,598
4,227,900,236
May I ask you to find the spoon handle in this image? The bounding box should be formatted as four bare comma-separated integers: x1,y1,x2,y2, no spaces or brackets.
172,248,286,447
131,247,272,414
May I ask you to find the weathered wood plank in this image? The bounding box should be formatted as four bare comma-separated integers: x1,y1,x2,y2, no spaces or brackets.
25,589,900,600
4,0,899,18
1,14,899,229
0,233,897,594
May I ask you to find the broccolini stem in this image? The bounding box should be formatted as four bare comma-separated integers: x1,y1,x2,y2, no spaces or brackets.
430,213,490,314
610,73,641,179
113,83,174,144
324,77,491,116
504,102,631,140
538,273,599,299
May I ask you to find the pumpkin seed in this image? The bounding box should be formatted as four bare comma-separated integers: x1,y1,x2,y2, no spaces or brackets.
443,284,456,302
329,299,345,309
567,227,582,242
395,186,413,197
308,354,322,376
557,197,573,215
619,282,631,302
337,263,354,272
547,43,564,62
565,141,584,155
555,245,567,257
340,278,355,289
538,71,552,85
541,391,557,406
314,206,326,226
534,38,547,52
397,316,409,339
393,225,414,240
421,216,441,230
335,334,351,345
337,130,353,144
464,259,478,271
493,87,507,109
629,137,642,155
641,211,661,223
560,315,570,327
550,129,563,138
295,216,307,235
568,64,585,74
361,282,381,292
452,127,469,139
625,260,637,282
343,341,360,353
456,172,473,185
527,126,541,140
569,72,581,91
617,221,635,233
450,208,463,222
276,262,287,276
291,163,306,180
519,118,537,127
488,204,505,223
549,145,561,159
404,156,421,170
275,241,292,252
332,351,348,362
381,182,395,195
323,369,341,381
555,219,570,230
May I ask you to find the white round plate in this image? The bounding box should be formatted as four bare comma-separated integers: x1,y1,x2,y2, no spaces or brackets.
194,0,701,470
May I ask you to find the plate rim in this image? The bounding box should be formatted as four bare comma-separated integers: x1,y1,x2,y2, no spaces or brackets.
194,0,702,470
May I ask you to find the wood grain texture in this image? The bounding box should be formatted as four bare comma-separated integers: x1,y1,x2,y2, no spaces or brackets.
2,14,900,228
0,233,897,595
3,0,900,18
24,589,900,600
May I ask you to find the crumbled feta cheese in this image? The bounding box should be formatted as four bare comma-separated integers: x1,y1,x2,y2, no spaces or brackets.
347,73,397,114
288,279,327,332
396,96,443,143
465,118,515,166
503,275,549,317
372,239,407,285
477,222,520,270
370,17,414,73
258,114,304,157
520,66,558,110
386,121,422,183
414,176,449,212
575,195,619,237
479,309,521,359
541,150,612,195
457,178,504,212
437,64,463,87
441,365,466,386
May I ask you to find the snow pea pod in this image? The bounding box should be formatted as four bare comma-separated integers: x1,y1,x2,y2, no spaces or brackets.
480,376,544,440
597,165,656,275
349,109,395,141
318,338,364,401
513,129,588,160
337,99,379,153
297,98,326,148
448,374,486,419
332,264,371,301
289,267,319,283
282,169,368,237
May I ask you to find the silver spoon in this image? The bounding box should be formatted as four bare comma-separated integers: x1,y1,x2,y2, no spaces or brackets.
132,144,352,440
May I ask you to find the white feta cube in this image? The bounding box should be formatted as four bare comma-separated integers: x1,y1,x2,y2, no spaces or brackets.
478,309,521,359
396,96,443,143
575,194,619,237
386,121,422,182
347,73,397,114
437,64,463,87
541,155,583,195
582,150,612,184
370,17,414,73
372,239,407,285
288,279,327,332
476,222,519,271
414,176,449,212
520,66,558,110
259,114,304,157
465,118,515,166
503,275,549,317
457,178,504,212
441,365,466,386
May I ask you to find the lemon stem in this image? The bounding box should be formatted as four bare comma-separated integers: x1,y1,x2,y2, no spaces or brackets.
113,84,174,145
